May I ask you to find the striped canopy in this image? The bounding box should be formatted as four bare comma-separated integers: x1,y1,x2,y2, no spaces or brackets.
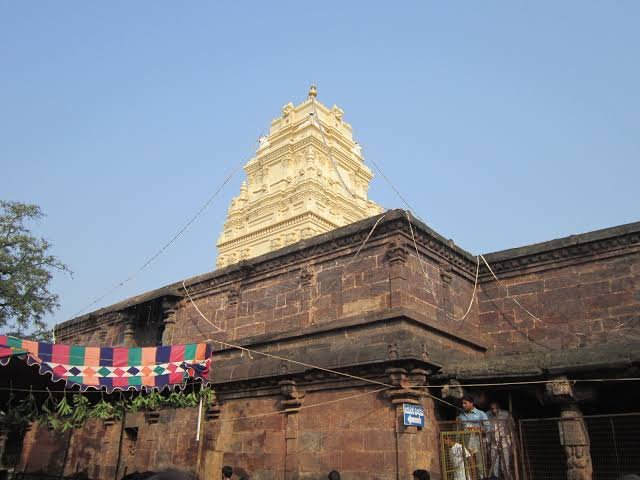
0,335,212,392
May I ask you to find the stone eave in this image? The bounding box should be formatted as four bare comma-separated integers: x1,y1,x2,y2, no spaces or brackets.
56,210,640,335
433,340,640,380
207,306,488,354
56,209,478,332
481,220,640,278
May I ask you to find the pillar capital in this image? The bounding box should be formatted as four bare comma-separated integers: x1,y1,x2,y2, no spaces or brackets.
161,296,181,345
385,366,428,405
205,390,222,421
122,309,137,347
279,379,305,414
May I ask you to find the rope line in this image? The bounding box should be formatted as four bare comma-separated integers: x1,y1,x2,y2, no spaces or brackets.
309,96,356,199
368,157,426,224
417,377,640,389
406,210,479,322
458,255,480,322
210,386,391,423
480,254,546,326
182,280,225,333
319,212,388,296
1,377,638,394
71,161,244,318
180,260,463,411
406,210,437,298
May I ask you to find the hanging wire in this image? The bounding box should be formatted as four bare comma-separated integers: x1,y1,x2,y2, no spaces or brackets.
406,210,480,322
309,95,356,199
71,160,244,319
479,254,546,326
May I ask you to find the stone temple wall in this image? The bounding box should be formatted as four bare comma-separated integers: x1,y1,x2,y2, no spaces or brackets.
478,231,640,354
41,210,640,480
20,384,439,480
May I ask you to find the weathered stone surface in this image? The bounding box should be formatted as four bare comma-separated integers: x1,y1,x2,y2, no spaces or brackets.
42,210,640,479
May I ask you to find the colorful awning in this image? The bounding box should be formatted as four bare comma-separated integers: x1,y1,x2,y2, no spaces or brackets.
0,335,212,392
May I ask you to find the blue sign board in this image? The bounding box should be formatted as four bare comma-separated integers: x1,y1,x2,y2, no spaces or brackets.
403,404,425,427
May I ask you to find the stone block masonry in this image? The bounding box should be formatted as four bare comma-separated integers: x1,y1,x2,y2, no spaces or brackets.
42,210,640,479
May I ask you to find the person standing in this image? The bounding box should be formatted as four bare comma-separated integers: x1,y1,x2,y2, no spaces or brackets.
443,435,472,480
486,400,514,480
458,395,489,479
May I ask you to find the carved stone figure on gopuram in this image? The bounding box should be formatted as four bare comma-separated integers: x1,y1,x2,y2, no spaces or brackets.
215,86,383,268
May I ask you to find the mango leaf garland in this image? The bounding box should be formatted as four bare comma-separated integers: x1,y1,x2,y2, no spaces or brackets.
1,386,215,431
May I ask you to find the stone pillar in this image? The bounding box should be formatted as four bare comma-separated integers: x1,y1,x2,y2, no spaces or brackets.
196,390,222,478
201,391,232,480
385,367,433,480
279,379,305,480
0,426,9,469
439,265,453,321
122,310,137,347
161,298,179,345
546,377,593,480
386,241,408,308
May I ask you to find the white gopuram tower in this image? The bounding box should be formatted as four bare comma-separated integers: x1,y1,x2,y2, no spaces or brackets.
216,86,383,268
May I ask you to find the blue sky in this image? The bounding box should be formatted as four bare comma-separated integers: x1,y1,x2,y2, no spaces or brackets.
1,2,638,329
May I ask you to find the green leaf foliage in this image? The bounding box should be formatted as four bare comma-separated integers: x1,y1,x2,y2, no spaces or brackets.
0,386,214,432
0,201,71,337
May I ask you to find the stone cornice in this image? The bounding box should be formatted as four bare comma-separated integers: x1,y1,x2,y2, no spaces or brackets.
56,211,640,332
56,310,124,340
480,220,640,278
223,179,371,227
208,306,487,355
255,135,369,178
218,211,338,250
56,211,477,330
433,340,640,380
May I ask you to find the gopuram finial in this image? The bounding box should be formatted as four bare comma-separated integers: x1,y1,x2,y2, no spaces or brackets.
308,84,317,98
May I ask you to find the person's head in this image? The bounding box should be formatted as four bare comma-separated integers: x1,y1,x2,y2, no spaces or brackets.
221,467,233,480
443,435,458,447
489,400,501,415
412,469,430,480
328,470,340,480
461,395,475,413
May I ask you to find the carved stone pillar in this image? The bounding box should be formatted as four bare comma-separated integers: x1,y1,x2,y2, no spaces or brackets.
546,377,593,480
439,264,453,321
386,241,408,308
280,379,305,480
122,310,137,347
161,298,179,345
0,426,9,469
385,367,432,479
299,268,314,320
200,390,230,480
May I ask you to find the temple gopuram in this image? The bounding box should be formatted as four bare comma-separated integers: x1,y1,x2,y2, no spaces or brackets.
216,85,382,269
3,87,639,480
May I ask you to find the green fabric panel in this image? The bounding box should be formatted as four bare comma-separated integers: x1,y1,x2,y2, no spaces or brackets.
67,376,83,384
184,344,197,360
128,348,142,366
128,377,142,386
69,346,86,366
7,337,22,348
